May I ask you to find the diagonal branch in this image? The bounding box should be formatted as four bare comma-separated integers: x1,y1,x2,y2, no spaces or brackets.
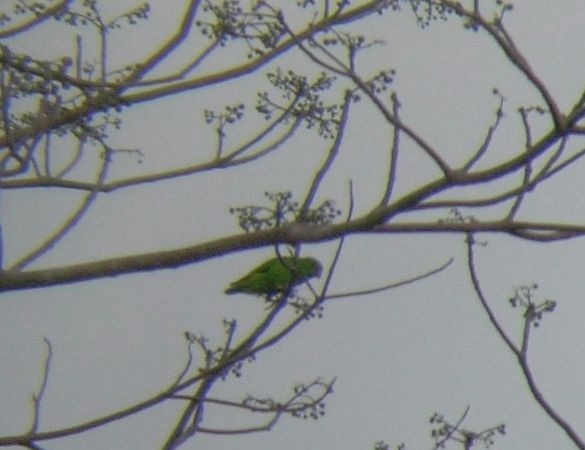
9,145,112,270
326,257,453,300
272,11,454,177
298,91,352,219
380,92,401,204
0,105,303,193
439,1,565,130
0,0,396,150
0,0,73,39
465,233,585,450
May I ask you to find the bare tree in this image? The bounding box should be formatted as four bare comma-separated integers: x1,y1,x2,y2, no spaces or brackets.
1,1,584,449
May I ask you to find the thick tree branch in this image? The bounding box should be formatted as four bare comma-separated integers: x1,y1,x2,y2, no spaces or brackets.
3,217,585,292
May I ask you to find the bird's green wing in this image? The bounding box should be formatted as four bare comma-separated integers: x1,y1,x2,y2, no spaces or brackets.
225,257,283,295
225,256,321,296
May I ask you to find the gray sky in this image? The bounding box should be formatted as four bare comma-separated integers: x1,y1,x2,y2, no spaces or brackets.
2,1,585,449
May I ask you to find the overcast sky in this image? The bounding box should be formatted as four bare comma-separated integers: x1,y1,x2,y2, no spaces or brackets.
2,1,585,450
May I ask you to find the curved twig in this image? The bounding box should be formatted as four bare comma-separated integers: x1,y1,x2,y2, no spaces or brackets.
326,257,453,300
29,338,53,433
465,233,585,449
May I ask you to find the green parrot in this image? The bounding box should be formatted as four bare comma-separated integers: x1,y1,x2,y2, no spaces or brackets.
225,256,322,296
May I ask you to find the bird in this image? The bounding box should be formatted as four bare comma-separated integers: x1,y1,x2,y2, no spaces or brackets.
225,256,322,296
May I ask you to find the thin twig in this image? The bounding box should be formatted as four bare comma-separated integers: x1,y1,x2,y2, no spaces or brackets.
316,179,355,303
2,105,304,193
433,406,470,450
326,257,453,300
380,92,401,205
9,145,112,271
298,91,352,219
440,1,565,130
462,93,504,172
29,338,53,433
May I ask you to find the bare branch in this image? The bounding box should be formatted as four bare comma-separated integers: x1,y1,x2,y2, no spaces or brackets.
29,338,53,433
461,92,505,172
439,1,565,130
272,11,454,177
0,0,395,150
0,103,303,193
465,233,585,449
9,144,111,270
120,0,203,86
0,0,73,39
432,406,470,450
380,92,401,205
6,214,585,292
298,91,352,219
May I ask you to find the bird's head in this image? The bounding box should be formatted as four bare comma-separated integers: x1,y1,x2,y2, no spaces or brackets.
302,257,323,279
